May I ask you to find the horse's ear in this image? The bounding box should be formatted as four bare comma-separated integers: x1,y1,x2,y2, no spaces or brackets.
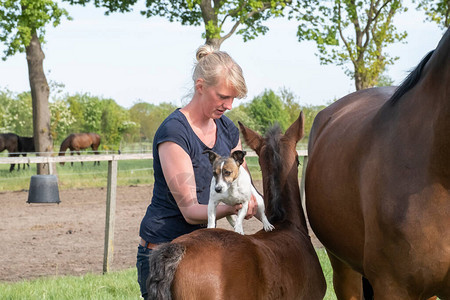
284,111,304,143
239,121,263,153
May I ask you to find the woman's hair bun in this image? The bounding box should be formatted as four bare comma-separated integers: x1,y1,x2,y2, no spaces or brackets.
196,44,216,61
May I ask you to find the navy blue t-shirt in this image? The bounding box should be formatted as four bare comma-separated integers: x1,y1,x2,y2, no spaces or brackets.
139,109,240,244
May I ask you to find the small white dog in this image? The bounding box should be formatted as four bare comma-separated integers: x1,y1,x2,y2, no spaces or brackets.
204,150,274,235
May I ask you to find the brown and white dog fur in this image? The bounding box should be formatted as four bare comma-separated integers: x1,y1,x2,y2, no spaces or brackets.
204,150,274,235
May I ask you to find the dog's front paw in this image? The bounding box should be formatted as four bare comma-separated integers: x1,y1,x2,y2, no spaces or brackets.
263,222,275,232
207,220,216,229
234,225,244,235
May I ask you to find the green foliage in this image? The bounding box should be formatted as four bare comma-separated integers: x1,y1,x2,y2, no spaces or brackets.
142,0,292,47
227,88,325,142
99,99,137,149
246,89,291,133
129,101,177,143
0,91,33,135
50,99,76,142
0,85,327,150
414,0,450,29
64,0,291,48
66,93,103,136
295,0,407,90
0,0,71,59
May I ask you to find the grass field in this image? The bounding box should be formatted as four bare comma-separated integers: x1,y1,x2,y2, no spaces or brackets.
0,156,271,192
0,249,336,300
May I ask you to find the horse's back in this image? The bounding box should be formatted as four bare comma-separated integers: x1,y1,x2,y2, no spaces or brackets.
169,228,325,300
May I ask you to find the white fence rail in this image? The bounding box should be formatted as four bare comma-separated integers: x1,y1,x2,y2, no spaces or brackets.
0,150,308,274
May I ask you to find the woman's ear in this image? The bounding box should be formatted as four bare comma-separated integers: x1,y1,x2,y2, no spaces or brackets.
195,78,205,94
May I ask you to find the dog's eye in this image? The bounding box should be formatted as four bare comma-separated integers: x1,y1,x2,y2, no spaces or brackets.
212,171,217,176
223,170,231,176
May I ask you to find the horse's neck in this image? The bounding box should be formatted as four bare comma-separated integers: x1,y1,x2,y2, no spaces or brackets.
401,29,450,181
422,30,450,97
281,169,308,229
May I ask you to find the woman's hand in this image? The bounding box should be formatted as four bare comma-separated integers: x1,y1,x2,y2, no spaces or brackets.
245,193,258,219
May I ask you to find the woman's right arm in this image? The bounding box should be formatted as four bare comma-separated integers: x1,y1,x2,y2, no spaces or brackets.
158,141,239,225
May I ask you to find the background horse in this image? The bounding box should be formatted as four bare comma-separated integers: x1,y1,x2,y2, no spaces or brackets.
0,133,20,172
15,136,35,171
305,28,450,299
147,112,326,299
59,133,101,166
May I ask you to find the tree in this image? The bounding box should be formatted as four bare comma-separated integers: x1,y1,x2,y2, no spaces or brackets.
296,0,407,90
246,89,291,133
66,93,102,134
99,98,137,148
0,0,70,174
129,101,177,143
49,99,75,143
414,0,450,29
64,0,291,49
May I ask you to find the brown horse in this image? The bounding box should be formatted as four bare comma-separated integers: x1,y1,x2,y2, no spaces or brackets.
0,133,20,172
305,28,450,299
59,133,101,166
147,112,326,299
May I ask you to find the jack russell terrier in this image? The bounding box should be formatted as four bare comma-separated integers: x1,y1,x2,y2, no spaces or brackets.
204,150,274,235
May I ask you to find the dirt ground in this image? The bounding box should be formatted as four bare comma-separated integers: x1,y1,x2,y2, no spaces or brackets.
0,181,321,283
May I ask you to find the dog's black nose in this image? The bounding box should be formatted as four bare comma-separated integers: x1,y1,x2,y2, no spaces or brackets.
215,186,222,193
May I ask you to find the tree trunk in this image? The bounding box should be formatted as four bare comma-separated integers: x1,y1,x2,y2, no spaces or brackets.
26,33,55,175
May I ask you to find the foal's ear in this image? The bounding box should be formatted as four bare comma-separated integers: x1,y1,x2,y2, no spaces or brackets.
284,111,305,143
231,150,246,166
239,121,263,153
202,150,219,165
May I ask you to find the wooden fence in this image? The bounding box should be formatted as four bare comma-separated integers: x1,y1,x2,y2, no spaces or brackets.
0,150,308,274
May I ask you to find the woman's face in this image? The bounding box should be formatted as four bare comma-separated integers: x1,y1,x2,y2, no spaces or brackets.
199,77,237,119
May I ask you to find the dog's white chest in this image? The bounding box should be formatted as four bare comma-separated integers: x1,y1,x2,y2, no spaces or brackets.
211,168,251,205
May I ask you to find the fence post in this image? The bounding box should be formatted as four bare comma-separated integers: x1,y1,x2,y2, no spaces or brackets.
300,155,308,209
103,158,118,273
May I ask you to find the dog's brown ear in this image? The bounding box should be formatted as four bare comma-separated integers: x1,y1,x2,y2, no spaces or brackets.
231,150,246,166
202,150,218,165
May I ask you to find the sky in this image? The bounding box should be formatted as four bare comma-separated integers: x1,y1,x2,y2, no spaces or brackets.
0,1,445,109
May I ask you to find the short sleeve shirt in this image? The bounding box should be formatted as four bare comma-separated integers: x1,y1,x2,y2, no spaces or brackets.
139,109,240,244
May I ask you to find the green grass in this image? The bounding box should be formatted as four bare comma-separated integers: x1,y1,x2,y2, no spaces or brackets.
0,159,154,192
0,249,337,300
0,148,307,192
0,156,267,192
0,269,141,300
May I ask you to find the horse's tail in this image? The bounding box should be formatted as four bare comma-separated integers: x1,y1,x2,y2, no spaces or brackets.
147,243,186,300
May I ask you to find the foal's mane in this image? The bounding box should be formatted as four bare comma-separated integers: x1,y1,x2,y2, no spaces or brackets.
389,50,434,104
263,124,286,223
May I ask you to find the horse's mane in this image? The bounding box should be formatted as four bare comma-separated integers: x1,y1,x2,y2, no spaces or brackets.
389,50,434,104
263,124,286,223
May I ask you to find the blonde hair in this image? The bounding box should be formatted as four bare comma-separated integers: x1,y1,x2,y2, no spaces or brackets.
193,45,247,99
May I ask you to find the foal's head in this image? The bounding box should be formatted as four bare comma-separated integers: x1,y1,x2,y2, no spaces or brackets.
239,112,305,224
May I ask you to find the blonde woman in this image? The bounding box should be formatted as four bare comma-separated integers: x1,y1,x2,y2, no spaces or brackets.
136,45,257,299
